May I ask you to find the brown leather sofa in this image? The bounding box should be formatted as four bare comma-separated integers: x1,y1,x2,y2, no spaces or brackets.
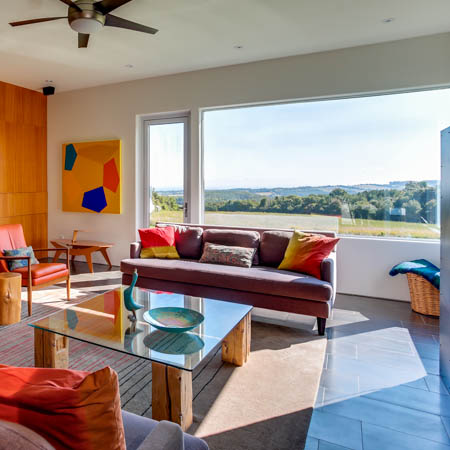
121,223,337,335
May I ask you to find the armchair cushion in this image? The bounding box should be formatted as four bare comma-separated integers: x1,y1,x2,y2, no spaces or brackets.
3,246,39,270
0,224,28,272
13,264,69,286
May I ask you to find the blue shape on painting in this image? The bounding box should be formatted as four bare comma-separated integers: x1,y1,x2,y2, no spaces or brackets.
65,144,77,171
82,187,107,213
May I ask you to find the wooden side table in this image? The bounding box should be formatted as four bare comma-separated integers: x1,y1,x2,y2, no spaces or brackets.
0,273,22,325
50,239,113,273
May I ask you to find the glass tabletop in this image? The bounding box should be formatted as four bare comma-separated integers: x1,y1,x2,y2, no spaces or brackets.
29,287,252,371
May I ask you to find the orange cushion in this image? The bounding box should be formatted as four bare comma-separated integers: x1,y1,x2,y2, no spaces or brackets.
0,224,27,272
14,263,67,279
138,226,180,259
278,230,339,279
0,365,126,450
20,269,69,287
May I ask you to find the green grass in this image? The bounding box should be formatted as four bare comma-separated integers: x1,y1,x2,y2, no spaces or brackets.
151,210,439,239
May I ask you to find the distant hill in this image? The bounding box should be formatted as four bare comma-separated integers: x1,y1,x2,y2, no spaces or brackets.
158,180,439,202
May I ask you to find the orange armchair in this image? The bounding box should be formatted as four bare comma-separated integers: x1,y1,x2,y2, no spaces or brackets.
0,224,70,316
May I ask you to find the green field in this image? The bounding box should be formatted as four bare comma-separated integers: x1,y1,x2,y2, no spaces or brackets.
151,210,439,239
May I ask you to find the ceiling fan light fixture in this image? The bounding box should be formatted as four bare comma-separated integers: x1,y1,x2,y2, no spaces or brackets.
70,17,103,33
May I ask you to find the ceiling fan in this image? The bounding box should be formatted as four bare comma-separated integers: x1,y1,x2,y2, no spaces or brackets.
9,0,158,48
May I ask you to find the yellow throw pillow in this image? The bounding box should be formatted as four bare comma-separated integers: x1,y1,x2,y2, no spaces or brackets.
278,230,339,279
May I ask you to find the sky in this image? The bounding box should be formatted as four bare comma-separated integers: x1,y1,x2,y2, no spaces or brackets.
150,88,450,191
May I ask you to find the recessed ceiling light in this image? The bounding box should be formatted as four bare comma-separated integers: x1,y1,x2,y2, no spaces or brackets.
45,80,53,83
234,45,243,50
124,64,134,69
382,18,395,23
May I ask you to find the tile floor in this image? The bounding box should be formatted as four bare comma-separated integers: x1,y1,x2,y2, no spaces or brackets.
297,294,443,450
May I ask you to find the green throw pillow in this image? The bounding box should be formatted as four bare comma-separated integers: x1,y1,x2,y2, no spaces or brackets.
3,246,39,271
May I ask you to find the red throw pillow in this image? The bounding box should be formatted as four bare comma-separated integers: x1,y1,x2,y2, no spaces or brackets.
0,365,125,450
138,226,180,259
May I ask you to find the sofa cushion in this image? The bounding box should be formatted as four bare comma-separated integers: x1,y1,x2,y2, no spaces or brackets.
138,227,180,259
278,231,340,279
0,365,126,450
0,420,55,450
121,259,332,302
203,229,260,265
200,243,256,268
174,226,203,259
259,231,292,267
156,224,204,259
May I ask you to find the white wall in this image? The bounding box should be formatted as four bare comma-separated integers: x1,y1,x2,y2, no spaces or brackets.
48,32,449,300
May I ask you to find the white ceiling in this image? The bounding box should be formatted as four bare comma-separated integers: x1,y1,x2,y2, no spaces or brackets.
0,0,449,92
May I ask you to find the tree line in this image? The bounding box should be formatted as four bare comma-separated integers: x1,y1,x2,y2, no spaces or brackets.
153,181,438,224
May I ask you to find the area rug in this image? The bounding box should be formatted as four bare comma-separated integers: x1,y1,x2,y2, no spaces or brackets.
0,280,326,450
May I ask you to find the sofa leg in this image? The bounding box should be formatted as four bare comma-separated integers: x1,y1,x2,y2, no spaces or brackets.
317,317,326,336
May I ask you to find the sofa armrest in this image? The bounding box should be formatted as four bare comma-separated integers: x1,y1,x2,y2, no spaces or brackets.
137,421,184,450
321,253,336,302
130,242,142,259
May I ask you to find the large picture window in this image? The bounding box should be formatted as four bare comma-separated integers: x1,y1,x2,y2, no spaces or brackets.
200,89,449,239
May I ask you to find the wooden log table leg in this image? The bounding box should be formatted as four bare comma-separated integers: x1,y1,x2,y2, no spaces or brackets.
34,328,69,369
152,362,193,431
222,312,251,366
0,273,22,325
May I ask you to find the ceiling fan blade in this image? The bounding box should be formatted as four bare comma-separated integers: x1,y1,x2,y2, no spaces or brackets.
9,16,67,27
105,14,158,35
57,0,82,11
94,0,133,15
78,33,90,48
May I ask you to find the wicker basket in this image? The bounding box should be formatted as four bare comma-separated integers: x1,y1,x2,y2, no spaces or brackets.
406,273,440,317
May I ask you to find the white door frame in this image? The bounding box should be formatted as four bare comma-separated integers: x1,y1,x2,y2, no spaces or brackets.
142,114,191,227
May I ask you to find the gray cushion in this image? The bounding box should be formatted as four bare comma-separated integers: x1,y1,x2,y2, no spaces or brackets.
200,243,256,268
138,421,184,450
121,258,332,302
157,225,203,259
0,420,55,450
203,229,260,265
259,230,292,267
122,411,208,450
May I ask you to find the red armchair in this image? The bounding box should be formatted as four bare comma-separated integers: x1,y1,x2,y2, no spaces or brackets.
0,224,70,316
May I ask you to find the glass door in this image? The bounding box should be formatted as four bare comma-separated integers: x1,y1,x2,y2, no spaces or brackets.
144,116,189,226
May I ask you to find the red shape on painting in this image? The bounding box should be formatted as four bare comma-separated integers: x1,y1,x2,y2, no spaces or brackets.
103,158,120,193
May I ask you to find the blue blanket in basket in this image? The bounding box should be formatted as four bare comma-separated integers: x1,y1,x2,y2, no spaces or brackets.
389,259,440,290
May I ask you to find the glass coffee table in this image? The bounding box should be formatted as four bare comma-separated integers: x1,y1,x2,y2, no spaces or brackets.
30,287,252,431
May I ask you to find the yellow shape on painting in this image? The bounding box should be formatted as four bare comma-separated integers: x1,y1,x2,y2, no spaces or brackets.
62,140,122,214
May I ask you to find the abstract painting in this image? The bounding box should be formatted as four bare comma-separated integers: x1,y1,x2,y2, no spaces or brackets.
62,140,122,214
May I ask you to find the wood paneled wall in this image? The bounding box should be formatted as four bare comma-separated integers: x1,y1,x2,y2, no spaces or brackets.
0,81,47,249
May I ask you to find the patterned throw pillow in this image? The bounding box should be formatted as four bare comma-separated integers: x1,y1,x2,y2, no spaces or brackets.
200,243,256,268
3,246,39,271
138,227,180,259
278,230,339,279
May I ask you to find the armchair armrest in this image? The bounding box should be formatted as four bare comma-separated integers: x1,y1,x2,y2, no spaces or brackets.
137,421,184,450
34,248,68,252
130,242,142,259
0,256,31,261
